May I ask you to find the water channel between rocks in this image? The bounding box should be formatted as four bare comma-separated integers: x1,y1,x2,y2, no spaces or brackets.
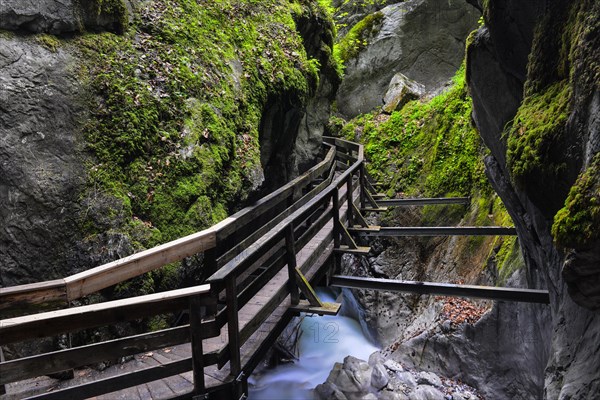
248,288,380,399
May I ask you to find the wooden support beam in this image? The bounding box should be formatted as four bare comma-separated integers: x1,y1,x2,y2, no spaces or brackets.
330,275,550,304
377,197,470,206
351,226,517,237
289,300,341,316
361,207,388,213
348,226,381,233
364,188,380,209
333,246,371,255
189,295,206,396
339,224,359,249
294,269,323,307
351,202,369,228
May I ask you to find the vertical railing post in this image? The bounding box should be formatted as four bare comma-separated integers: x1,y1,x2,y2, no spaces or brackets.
359,163,366,210
0,346,5,395
346,172,353,227
285,224,300,305
330,190,342,284
189,295,206,396
204,248,218,317
226,276,242,398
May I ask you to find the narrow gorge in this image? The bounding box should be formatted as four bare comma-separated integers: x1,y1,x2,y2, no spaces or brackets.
1,1,598,399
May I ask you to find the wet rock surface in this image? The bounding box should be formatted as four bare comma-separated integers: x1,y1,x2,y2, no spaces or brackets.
466,0,600,397
0,0,131,34
315,355,482,400
0,36,86,287
336,0,479,117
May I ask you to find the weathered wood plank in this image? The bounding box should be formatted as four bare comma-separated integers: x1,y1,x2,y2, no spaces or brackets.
330,275,551,304
0,285,212,345
64,231,217,301
289,300,341,316
25,358,192,400
294,269,322,307
0,280,68,317
0,326,191,385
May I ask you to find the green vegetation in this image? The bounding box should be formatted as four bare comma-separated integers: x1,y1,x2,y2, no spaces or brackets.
552,154,600,249
330,64,516,280
334,11,383,64
337,65,488,198
70,0,338,303
77,0,333,245
506,80,572,187
35,33,61,52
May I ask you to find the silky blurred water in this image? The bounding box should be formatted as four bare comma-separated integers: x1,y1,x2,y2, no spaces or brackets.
248,288,379,399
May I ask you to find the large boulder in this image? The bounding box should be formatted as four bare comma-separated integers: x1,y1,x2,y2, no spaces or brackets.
336,0,479,117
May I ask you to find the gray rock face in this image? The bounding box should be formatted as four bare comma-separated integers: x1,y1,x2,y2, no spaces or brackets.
259,8,340,189
0,36,86,286
466,0,600,398
392,270,551,400
336,0,479,117
0,0,130,34
408,385,444,400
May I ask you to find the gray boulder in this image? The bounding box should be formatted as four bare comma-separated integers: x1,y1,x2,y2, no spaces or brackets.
336,0,479,117
315,381,348,400
382,73,425,114
371,363,390,390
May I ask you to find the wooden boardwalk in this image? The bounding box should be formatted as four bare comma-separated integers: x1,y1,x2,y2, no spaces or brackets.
0,137,537,400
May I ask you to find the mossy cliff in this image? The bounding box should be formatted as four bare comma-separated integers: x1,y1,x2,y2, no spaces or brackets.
467,0,599,397
0,1,339,298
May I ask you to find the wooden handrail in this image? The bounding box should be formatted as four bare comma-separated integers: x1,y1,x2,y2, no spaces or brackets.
0,284,213,345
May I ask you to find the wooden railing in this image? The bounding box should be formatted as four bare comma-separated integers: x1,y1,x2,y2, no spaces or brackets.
0,136,536,399
0,139,364,399
0,144,336,316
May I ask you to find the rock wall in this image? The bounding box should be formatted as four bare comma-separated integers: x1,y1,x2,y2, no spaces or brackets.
0,1,338,295
335,0,479,117
466,0,600,398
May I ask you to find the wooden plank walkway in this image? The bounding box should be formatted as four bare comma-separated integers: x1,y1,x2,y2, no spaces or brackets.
2,183,348,400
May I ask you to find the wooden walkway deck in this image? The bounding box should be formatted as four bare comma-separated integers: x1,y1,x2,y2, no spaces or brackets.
0,137,538,400
1,176,350,400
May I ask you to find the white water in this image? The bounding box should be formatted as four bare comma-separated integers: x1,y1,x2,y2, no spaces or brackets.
248,288,379,399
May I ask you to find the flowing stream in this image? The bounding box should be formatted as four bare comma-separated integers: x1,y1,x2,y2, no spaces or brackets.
248,288,379,399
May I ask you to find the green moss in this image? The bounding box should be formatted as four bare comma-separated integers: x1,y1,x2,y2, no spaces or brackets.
506,80,572,187
552,154,600,249
339,65,487,198
72,0,338,303
35,34,61,52
335,11,383,63
494,236,525,286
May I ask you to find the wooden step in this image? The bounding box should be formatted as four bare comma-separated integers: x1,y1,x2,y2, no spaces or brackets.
289,300,341,316
334,245,371,255
371,193,386,199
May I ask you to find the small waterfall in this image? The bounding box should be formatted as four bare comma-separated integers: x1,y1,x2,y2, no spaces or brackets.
248,288,379,399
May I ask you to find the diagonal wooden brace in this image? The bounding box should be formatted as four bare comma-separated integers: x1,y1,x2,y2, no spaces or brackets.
294,269,323,307
351,203,369,228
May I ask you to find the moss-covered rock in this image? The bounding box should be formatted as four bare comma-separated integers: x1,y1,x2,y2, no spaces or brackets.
552,154,600,249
